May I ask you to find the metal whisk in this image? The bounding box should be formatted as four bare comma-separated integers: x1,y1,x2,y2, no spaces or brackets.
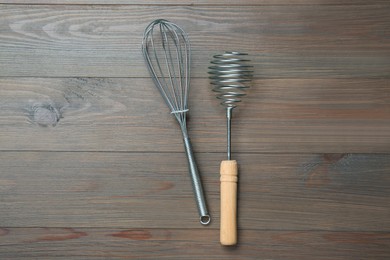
142,19,210,225
209,52,253,245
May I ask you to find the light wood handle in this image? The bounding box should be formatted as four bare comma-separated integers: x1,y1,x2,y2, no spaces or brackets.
220,160,238,246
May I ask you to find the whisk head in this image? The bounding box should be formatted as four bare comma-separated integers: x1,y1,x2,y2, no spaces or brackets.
209,52,253,108
142,19,190,124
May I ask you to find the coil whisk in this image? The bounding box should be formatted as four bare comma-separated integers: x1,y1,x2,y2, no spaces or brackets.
209,52,253,108
209,52,253,245
209,51,253,160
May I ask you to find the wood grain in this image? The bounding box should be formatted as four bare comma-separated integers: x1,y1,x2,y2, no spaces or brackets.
0,5,389,77
0,78,389,153
220,160,238,245
0,228,389,259
1,152,388,230
0,0,389,5
1,1,389,259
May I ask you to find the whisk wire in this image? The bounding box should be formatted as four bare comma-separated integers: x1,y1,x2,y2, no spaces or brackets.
145,27,174,112
146,20,190,125
209,52,253,108
161,23,180,112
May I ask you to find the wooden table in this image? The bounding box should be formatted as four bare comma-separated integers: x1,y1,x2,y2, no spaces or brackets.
0,1,389,259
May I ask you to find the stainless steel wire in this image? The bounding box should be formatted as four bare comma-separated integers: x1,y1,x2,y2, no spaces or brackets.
209,52,253,160
142,19,210,225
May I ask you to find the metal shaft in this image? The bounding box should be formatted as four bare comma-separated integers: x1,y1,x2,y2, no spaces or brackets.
226,107,233,160
182,134,210,225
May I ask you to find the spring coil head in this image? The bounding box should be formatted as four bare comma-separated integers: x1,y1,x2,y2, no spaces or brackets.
209,52,253,108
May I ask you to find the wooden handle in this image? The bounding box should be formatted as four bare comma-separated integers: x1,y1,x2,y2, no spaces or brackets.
220,160,238,246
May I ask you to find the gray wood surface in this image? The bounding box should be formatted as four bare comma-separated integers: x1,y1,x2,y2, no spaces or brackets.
1,152,389,229
0,0,389,259
0,5,389,78
1,0,389,5
0,78,389,153
0,228,389,260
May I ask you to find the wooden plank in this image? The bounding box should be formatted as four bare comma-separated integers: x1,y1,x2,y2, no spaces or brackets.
0,228,389,260
0,5,389,77
1,0,389,5
0,78,389,153
0,152,389,230
1,2,388,259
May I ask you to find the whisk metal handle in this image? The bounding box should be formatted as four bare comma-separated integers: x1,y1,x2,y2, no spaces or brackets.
183,137,211,225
